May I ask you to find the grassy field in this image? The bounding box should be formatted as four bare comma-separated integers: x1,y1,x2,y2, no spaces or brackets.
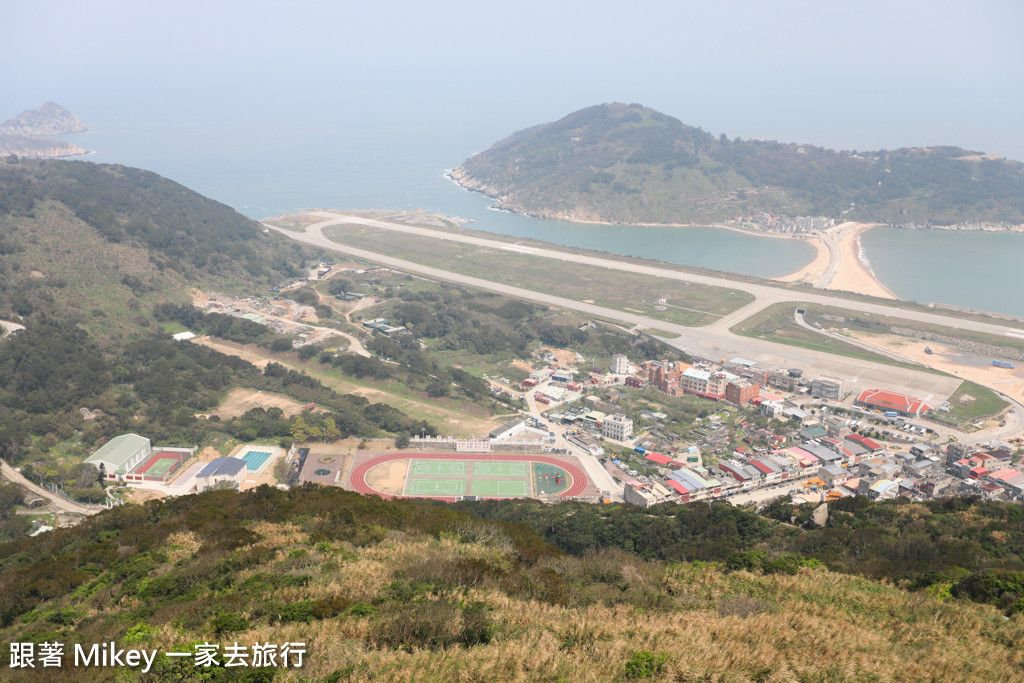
192,338,506,437
321,223,754,327
730,302,933,372
800,304,1024,356
945,380,1010,423
346,209,1024,331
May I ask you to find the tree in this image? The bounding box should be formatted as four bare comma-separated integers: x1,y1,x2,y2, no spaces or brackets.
291,416,310,443
323,417,342,443
426,378,450,398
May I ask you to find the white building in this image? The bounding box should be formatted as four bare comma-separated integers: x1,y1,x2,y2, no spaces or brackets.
611,353,628,375
195,457,248,492
602,413,634,441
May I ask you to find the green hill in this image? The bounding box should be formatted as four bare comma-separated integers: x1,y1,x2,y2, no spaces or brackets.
0,157,311,342
452,102,1024,226
1,486,1023,682
0,160,436,515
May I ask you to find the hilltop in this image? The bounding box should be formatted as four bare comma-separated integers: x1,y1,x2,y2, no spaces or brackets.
451,102,1024,227
0,102,86,137
0,103,88,159
1,486,1023,681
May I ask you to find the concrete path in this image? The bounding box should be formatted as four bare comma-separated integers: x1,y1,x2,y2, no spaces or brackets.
0,461,104,516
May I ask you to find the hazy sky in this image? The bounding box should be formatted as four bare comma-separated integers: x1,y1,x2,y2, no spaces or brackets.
5,0,1024,160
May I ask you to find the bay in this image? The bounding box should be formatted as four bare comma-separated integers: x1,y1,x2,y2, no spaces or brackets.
861,227,1024,318
66,118,1021,316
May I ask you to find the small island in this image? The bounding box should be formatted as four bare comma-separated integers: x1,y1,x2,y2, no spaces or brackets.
0,102,88,159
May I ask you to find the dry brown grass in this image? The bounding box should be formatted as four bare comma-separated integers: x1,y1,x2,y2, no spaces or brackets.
20,517,1024,683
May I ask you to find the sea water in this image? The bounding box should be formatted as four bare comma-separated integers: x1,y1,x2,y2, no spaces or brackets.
67,117,1022,316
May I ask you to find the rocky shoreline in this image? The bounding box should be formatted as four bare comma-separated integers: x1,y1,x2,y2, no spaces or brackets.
449,167,1024,233
0,102,89,159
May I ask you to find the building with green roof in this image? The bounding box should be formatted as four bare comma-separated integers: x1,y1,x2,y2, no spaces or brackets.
84,433,152,478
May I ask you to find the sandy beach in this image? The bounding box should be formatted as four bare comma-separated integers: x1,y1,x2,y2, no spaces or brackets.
824,223,898,300
773,236,830,285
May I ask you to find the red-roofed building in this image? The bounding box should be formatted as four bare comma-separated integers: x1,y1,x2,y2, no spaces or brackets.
845,434,882,452
855,389,933,416
969,466,989,479
645,452,674,466
666,479,690,499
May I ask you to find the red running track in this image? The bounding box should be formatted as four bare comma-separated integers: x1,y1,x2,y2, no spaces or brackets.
350,452,589,500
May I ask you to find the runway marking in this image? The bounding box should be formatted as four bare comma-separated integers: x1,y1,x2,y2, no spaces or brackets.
1005,330,1024,339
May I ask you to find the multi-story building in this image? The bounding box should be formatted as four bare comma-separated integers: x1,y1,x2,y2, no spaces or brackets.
725,380,760,405
611,353,628,375
601,413,634,441
810,378,844,400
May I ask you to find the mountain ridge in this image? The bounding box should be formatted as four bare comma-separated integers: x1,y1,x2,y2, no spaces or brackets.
452,102,1024,228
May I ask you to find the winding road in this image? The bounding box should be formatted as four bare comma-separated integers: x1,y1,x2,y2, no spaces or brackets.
0,461,104,516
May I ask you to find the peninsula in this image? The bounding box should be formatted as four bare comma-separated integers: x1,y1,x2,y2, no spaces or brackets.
451,102,1024,229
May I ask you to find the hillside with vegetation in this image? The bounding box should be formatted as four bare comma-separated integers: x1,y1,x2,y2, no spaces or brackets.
451,102,1024,226
0,157,312,342
1,486,1023,682
0,161,450,525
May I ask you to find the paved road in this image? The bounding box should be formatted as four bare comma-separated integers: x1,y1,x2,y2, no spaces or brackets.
266,216,957,400
285,211,1024,337
267,212,1021,442
0,461,104,516
817,231,841,288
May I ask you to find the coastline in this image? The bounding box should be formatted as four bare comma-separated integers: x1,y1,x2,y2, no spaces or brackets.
447,169,904,300
444,169,820,238
772,237,831,286
824,223,899,300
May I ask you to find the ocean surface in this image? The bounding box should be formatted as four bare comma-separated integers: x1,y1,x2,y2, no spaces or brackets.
67,119,1024,318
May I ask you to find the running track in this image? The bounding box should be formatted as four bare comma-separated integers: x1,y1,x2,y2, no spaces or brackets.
350,453,589,501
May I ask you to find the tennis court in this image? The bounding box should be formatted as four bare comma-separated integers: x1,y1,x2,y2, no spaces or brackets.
470,479,530,497
411,460,467,476
406,478,466,496
131,451,188,481
472,461,528,477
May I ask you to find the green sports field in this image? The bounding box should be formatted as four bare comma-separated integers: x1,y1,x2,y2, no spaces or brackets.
411,460,467,476
403,459,533,498
472,461,528,477
406,478,466,496
469,479,530,497
145,458,177,479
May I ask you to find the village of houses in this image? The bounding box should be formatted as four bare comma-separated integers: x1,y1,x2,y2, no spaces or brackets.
70,257,1024,515
481,349,1024,510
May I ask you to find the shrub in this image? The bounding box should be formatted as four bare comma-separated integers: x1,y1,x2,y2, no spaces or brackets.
624,650,669,679
211,612,250,635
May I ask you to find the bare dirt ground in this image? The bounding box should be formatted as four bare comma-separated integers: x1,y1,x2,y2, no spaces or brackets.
542,347,579,368
774,236,830,285
825,224,898,300
842,330,1024,405
193,337,274,369
125,488,166,503
364,459,410,495
201,387,307,419
510,359,534,374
